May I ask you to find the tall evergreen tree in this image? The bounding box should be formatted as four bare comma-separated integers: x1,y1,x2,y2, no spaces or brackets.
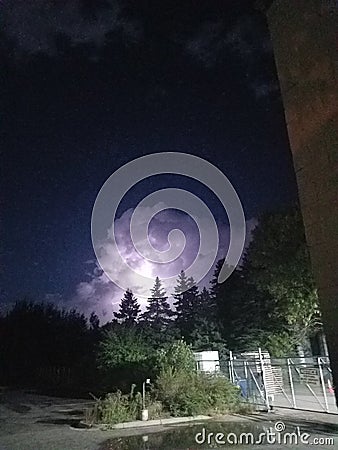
210,259,246,348
142,277,173,327
114,289,140,326
188,287,226,352
174,270,194,295
173,270,200,343
199,286,216,317
89,311,100,330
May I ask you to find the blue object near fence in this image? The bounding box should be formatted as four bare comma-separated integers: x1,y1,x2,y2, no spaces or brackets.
237,379,248,398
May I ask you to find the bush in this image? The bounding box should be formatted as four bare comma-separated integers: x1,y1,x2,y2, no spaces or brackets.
98,326,155,391
98,326,151,369
86,390,166,425
156,339,195,373
147,399,165,419
86,389,142,426
155,367,241,417
90,339,242,424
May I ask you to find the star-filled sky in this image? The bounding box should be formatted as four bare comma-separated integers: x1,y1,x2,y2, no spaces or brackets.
1,0,298,320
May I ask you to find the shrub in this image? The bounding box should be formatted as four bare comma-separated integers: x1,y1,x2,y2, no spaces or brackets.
86,389,142,426
98,326,150,369
156,339,195,373
155,367,241,417
147,399,165,419
199,373,242,414
98,326,155,391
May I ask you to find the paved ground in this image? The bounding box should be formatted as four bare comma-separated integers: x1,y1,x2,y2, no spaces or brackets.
272,384,338,414
0,390,337,449
0,390,232,450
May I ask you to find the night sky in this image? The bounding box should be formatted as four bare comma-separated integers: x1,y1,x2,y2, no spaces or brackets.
1,0,298,319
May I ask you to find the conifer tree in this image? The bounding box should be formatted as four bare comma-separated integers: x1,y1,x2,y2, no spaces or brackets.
114,289,140,326
190,286,226,351
173,270,200,342
142,277,173,327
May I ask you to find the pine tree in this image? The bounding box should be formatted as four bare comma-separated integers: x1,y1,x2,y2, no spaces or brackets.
189,287,226,352
114,289,140,326
199,287,214,314
173,270,200,343
210,258,243,347
174,270,194,295
142,277,173,327
89,311,100,330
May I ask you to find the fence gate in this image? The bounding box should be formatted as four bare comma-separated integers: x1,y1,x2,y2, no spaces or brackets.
228,349,337,414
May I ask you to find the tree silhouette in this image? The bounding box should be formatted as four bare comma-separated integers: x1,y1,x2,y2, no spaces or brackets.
173,270,200,343
208,207,321,356
142,277,173,327
240,207,320,351
0,300,93,388
89,311,100,330
114,289,140,326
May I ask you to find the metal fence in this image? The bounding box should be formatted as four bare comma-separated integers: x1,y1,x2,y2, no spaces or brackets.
227,350,337,414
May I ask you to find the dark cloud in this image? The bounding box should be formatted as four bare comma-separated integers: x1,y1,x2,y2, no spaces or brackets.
224,16,273,60
251,81,279,99
184,16,271,65
183,15,277,99
1,0,142,56
184,21,225,68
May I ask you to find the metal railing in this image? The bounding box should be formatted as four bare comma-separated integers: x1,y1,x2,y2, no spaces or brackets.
227,350,337,414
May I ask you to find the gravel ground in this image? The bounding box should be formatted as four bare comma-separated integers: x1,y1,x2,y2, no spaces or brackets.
0,389,139,450
0,390,217,450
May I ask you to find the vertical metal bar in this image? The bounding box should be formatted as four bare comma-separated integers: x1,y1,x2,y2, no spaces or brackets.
142,381,145,410
244,361,250,399
304,383,326,411
321,333,329,357
229,351,234,383
287,358,297,408
318,357,329,413
248,366,265,401
258,347,270,411
242,359,248,400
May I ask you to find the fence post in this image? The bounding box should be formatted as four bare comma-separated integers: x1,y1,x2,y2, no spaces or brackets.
229,351,234,383
318,357,329,413
244,359,248,379
258,347,270,411
244,360,250,399
287,358,297,408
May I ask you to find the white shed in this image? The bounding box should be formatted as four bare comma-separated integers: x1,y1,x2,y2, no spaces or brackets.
193,350,220,373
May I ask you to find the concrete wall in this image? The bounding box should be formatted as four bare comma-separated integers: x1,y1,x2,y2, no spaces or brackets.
266,0,338,401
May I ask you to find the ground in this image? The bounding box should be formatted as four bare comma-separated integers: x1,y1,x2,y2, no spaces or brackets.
0,390,337,449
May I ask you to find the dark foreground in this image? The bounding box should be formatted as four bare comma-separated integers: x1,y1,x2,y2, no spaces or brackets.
0,390,337,450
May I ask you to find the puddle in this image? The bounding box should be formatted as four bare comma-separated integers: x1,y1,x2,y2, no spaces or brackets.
98,420,338,449
98,422,269,449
